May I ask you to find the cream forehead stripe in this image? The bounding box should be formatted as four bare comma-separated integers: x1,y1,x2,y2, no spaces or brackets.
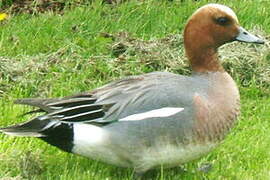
195,3,238,22
120,107,184,121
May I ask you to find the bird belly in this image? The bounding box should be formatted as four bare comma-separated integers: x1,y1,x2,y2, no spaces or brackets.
71,124,216,170
134,142,216,172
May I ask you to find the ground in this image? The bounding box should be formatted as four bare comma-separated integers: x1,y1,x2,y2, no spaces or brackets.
0,0,270,179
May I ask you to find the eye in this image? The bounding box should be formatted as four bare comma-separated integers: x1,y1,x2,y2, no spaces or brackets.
216,17,230,26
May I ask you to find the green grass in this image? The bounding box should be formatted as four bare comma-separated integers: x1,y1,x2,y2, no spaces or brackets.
0,0,270,179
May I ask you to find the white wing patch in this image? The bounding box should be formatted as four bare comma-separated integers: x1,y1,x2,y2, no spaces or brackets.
119,107,184,121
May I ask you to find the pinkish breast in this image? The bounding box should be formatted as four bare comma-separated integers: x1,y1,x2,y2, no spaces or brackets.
193,72,240,142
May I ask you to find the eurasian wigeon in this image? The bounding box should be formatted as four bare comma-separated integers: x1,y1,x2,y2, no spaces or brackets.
0,3,264,177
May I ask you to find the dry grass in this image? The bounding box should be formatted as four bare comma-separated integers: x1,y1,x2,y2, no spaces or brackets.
0,2,269,178
1,28,269,97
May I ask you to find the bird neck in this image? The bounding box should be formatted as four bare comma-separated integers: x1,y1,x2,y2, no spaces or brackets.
186,47,224,73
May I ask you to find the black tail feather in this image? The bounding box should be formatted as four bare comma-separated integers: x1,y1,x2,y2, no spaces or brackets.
0,118,52,137
0,117,74,153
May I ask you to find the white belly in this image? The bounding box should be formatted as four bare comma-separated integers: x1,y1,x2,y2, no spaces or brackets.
135,143,216,171
71,124,216,170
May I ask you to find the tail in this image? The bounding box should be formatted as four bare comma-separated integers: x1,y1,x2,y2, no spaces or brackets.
1,94,98,152
0,118,52,137
0,97,59,137
0,117,74,153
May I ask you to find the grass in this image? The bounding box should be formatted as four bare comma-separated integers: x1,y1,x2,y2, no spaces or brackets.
0,0,270,179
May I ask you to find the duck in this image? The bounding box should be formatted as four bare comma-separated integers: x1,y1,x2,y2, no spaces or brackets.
0,3,264,177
